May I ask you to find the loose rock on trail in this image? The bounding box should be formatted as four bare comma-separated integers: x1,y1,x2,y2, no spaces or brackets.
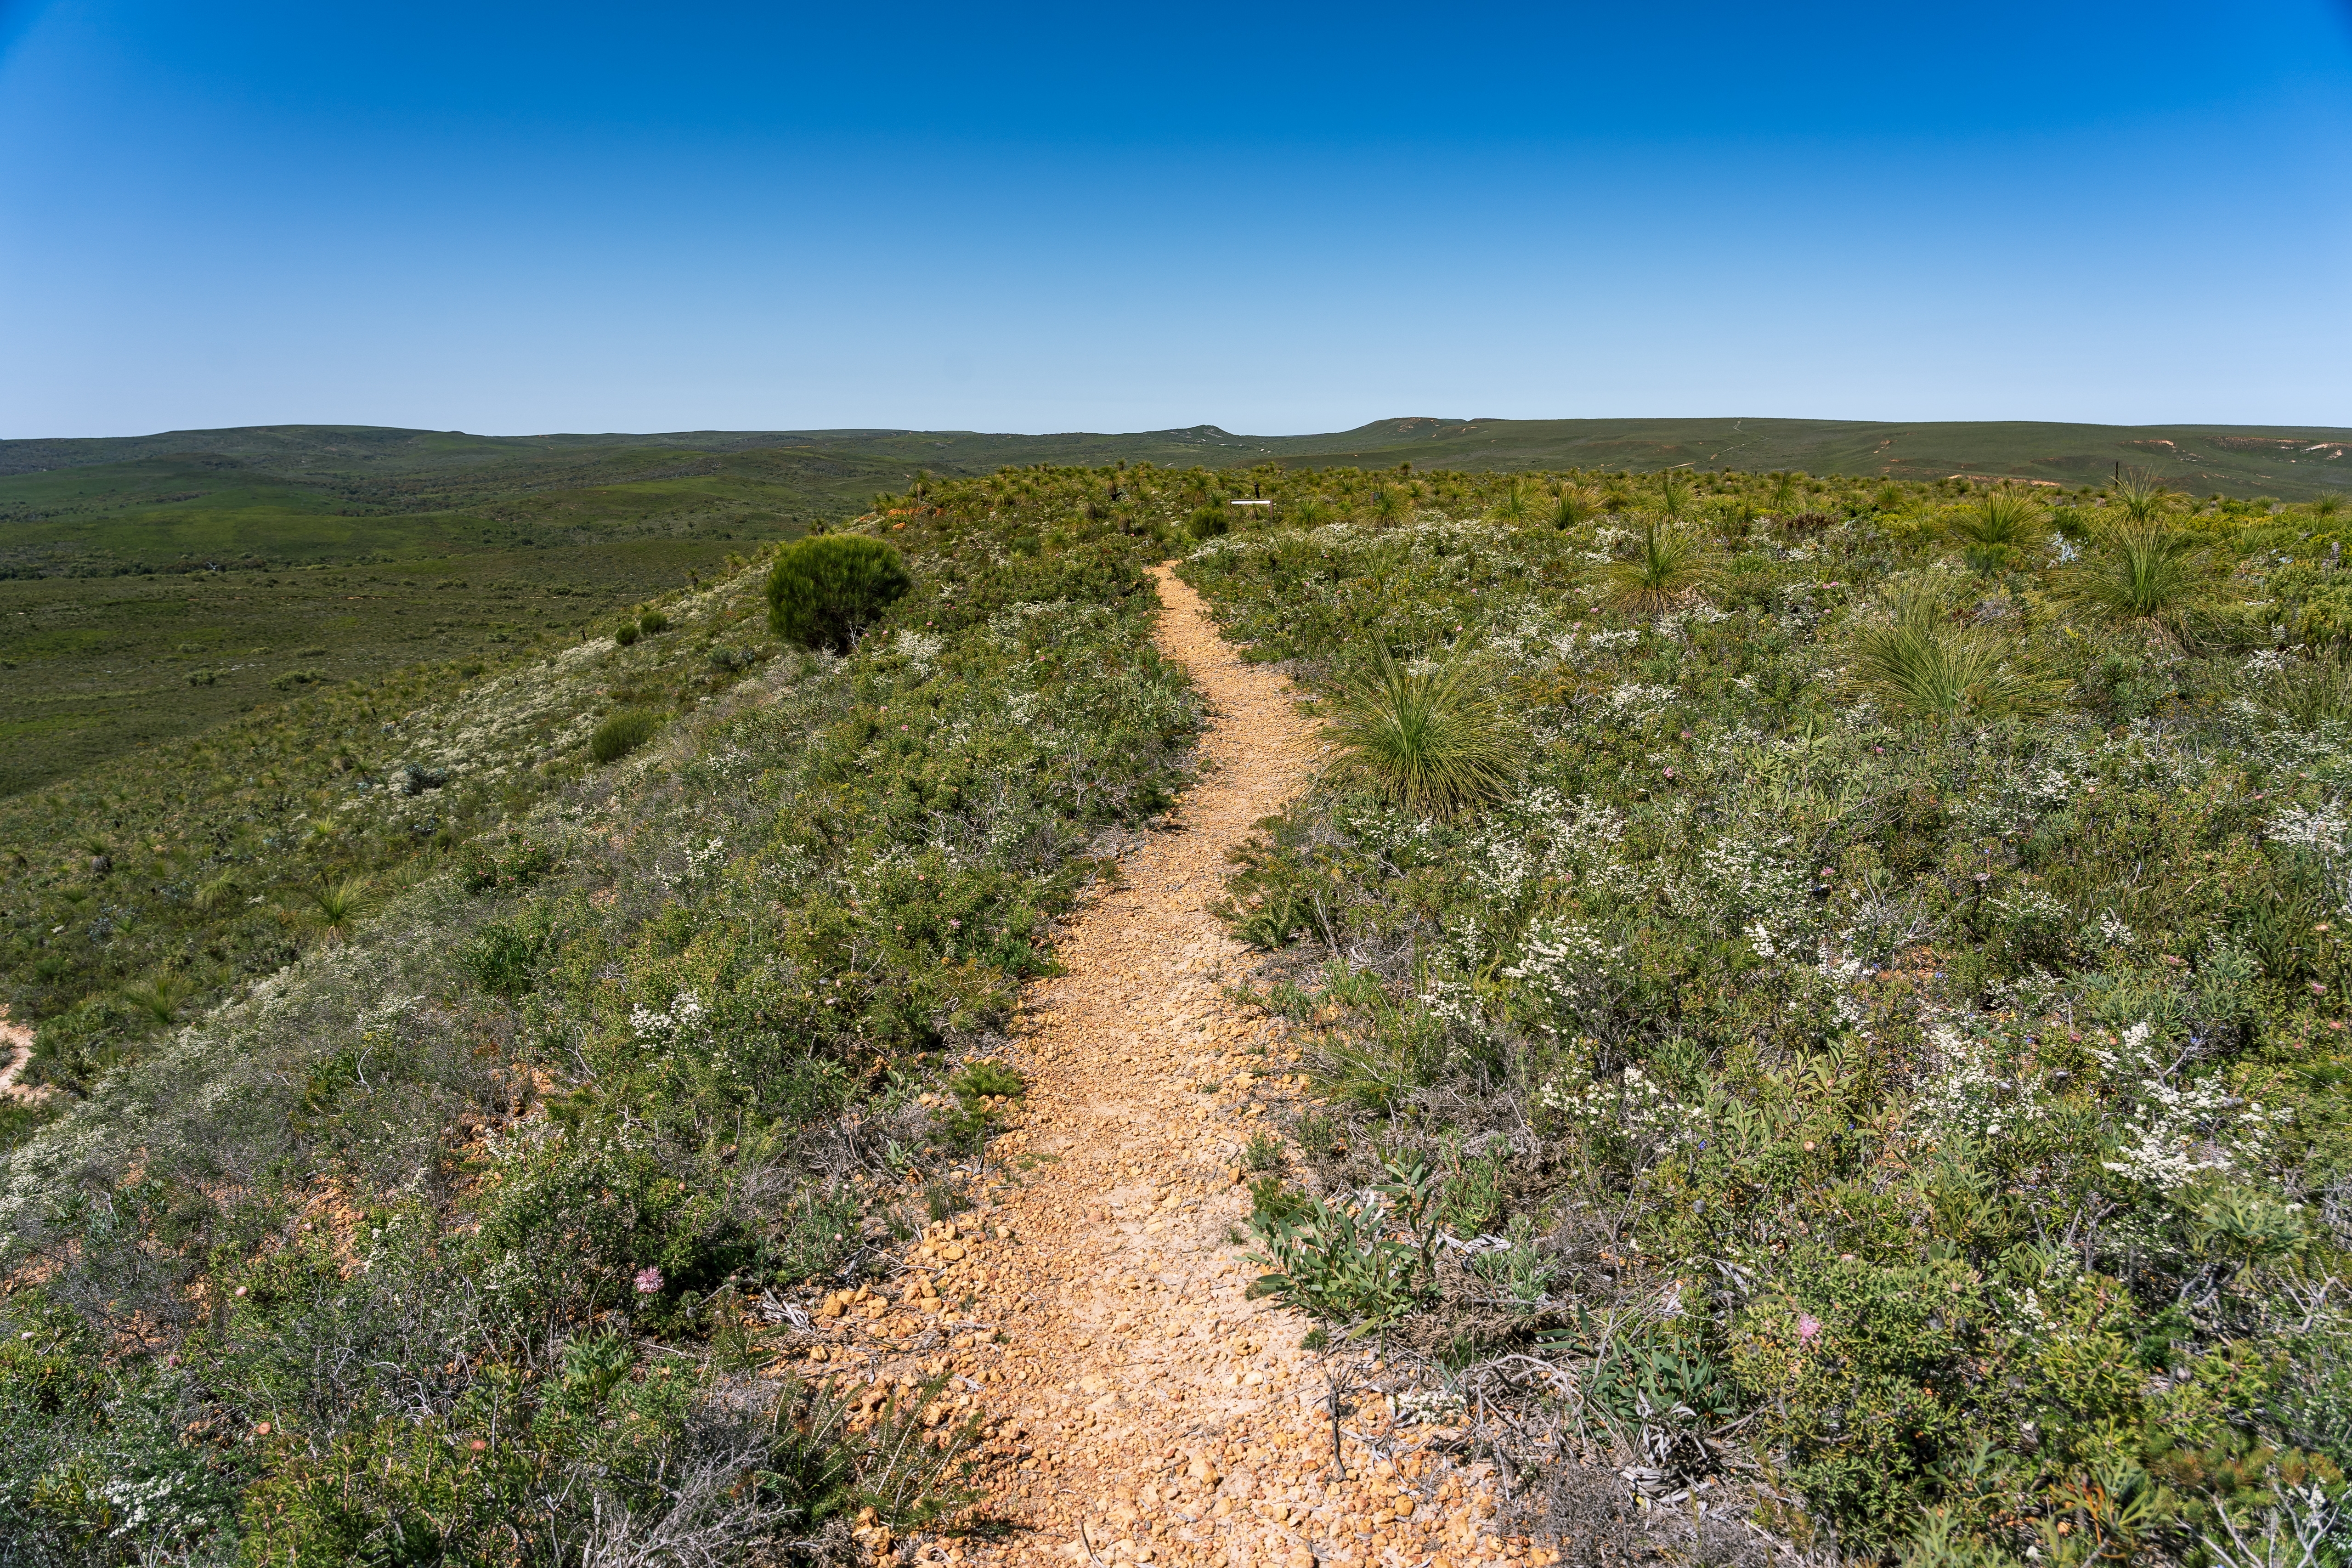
785,567,1543,1568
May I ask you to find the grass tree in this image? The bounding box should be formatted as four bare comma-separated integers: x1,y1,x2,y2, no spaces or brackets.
1607,517,1710,615
2063,524,2213,638
1325,645,1520,819
1551,486,1600,530
1850,588,2054,722
1948,487,2045,575
297,875,374,945
1492,478,1536,526
1657,467,1693,521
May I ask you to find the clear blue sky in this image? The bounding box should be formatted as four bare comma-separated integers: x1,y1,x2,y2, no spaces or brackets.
3,1,2348,439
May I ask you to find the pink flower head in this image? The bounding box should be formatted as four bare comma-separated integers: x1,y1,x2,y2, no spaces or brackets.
633,1266,664,1295
1795,1313,1822,1347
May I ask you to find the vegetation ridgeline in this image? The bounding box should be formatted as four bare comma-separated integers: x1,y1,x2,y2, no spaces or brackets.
0,506,1199,1560
10,455,2352,1563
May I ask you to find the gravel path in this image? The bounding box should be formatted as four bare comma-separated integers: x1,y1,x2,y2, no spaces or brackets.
0,1009,41,1105
794,567,1532,1568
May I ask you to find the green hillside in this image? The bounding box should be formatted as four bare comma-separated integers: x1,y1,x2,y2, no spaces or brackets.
11,464,2352,1563
5,414,2347,798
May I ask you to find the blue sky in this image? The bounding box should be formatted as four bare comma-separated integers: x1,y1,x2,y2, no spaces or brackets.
3,0,2348,438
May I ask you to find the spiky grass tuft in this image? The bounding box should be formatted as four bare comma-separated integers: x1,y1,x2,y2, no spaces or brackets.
1947,488,2043,573
2063,525,2211,628
1325,645,1520,819
1849,589,2054,723
1606,518,1709,615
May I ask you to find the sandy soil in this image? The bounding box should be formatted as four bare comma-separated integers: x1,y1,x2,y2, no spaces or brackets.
787,567,1539,1568
0,1009,43,1106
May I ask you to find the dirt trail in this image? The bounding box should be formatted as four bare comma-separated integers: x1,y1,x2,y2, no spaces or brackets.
794,568,1526,1568
0,1009,42,1106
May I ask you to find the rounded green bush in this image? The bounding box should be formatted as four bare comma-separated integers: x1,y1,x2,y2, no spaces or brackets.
589,708,661,764
765,534,912,651
614,621,640,646
637,608,669,634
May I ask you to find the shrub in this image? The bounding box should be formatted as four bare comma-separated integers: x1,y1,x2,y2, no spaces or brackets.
1605,518,1708,612
458,914,549,997
455,836,559,894
1946,487,2043,573
615,620,641,646
2063,524,2211,626
590,708,662,763
1550,487,1599,529
765,534,911,651
950,1060,1026,1104
638,607,670,634
1849,588,2052,722
1186,505,1229,541
1325,645,1519,818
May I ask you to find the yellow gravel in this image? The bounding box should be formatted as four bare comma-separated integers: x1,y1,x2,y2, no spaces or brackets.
795,567,1546,1568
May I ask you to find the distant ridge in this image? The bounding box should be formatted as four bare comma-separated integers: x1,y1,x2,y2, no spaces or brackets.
6,416,2347,497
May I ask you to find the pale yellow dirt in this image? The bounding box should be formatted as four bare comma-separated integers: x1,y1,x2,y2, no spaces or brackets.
791,568,1535,1568
0,1008,45,1106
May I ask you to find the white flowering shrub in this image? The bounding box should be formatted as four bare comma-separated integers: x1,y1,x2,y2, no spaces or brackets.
1179,469,2352,1553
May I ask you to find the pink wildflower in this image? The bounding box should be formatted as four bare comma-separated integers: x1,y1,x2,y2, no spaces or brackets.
633,1266,664,1295
1796,1313,1822,1347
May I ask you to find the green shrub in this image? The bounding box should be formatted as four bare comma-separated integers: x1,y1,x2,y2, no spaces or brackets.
950,1060,1026,1105
590,708,662,763
1187,505,1230,541
1849,588,2053,722
638,607,670,634
455,835,559,893
764,534,911,651
1325,644,1519,818
458,912,549,997
615,619,641,645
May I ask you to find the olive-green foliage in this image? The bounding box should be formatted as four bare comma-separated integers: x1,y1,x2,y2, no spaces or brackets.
949,1060,1026,1104
590,707,663,764
1324,645,1520,819
0,571,767,1108
2064,524,2212,625
615,618,641,645
1176,470,2352,1551
0,494,1198,1557
1849,586,2054,722
1606,517,1708,613
1947,487,2043,573
764,532,912,651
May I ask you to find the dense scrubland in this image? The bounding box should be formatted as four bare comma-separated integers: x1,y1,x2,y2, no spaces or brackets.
7,449,2352,1567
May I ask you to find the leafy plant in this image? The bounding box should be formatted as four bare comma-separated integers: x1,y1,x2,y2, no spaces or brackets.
1606,517,1708,614
765,533,912,651
1323,644,1520,818
1849,588,2052,721
1245,1190,1422,1330
591,707,663,763
948,1060,1025,1105
616,619,641,646
454,835,559,894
